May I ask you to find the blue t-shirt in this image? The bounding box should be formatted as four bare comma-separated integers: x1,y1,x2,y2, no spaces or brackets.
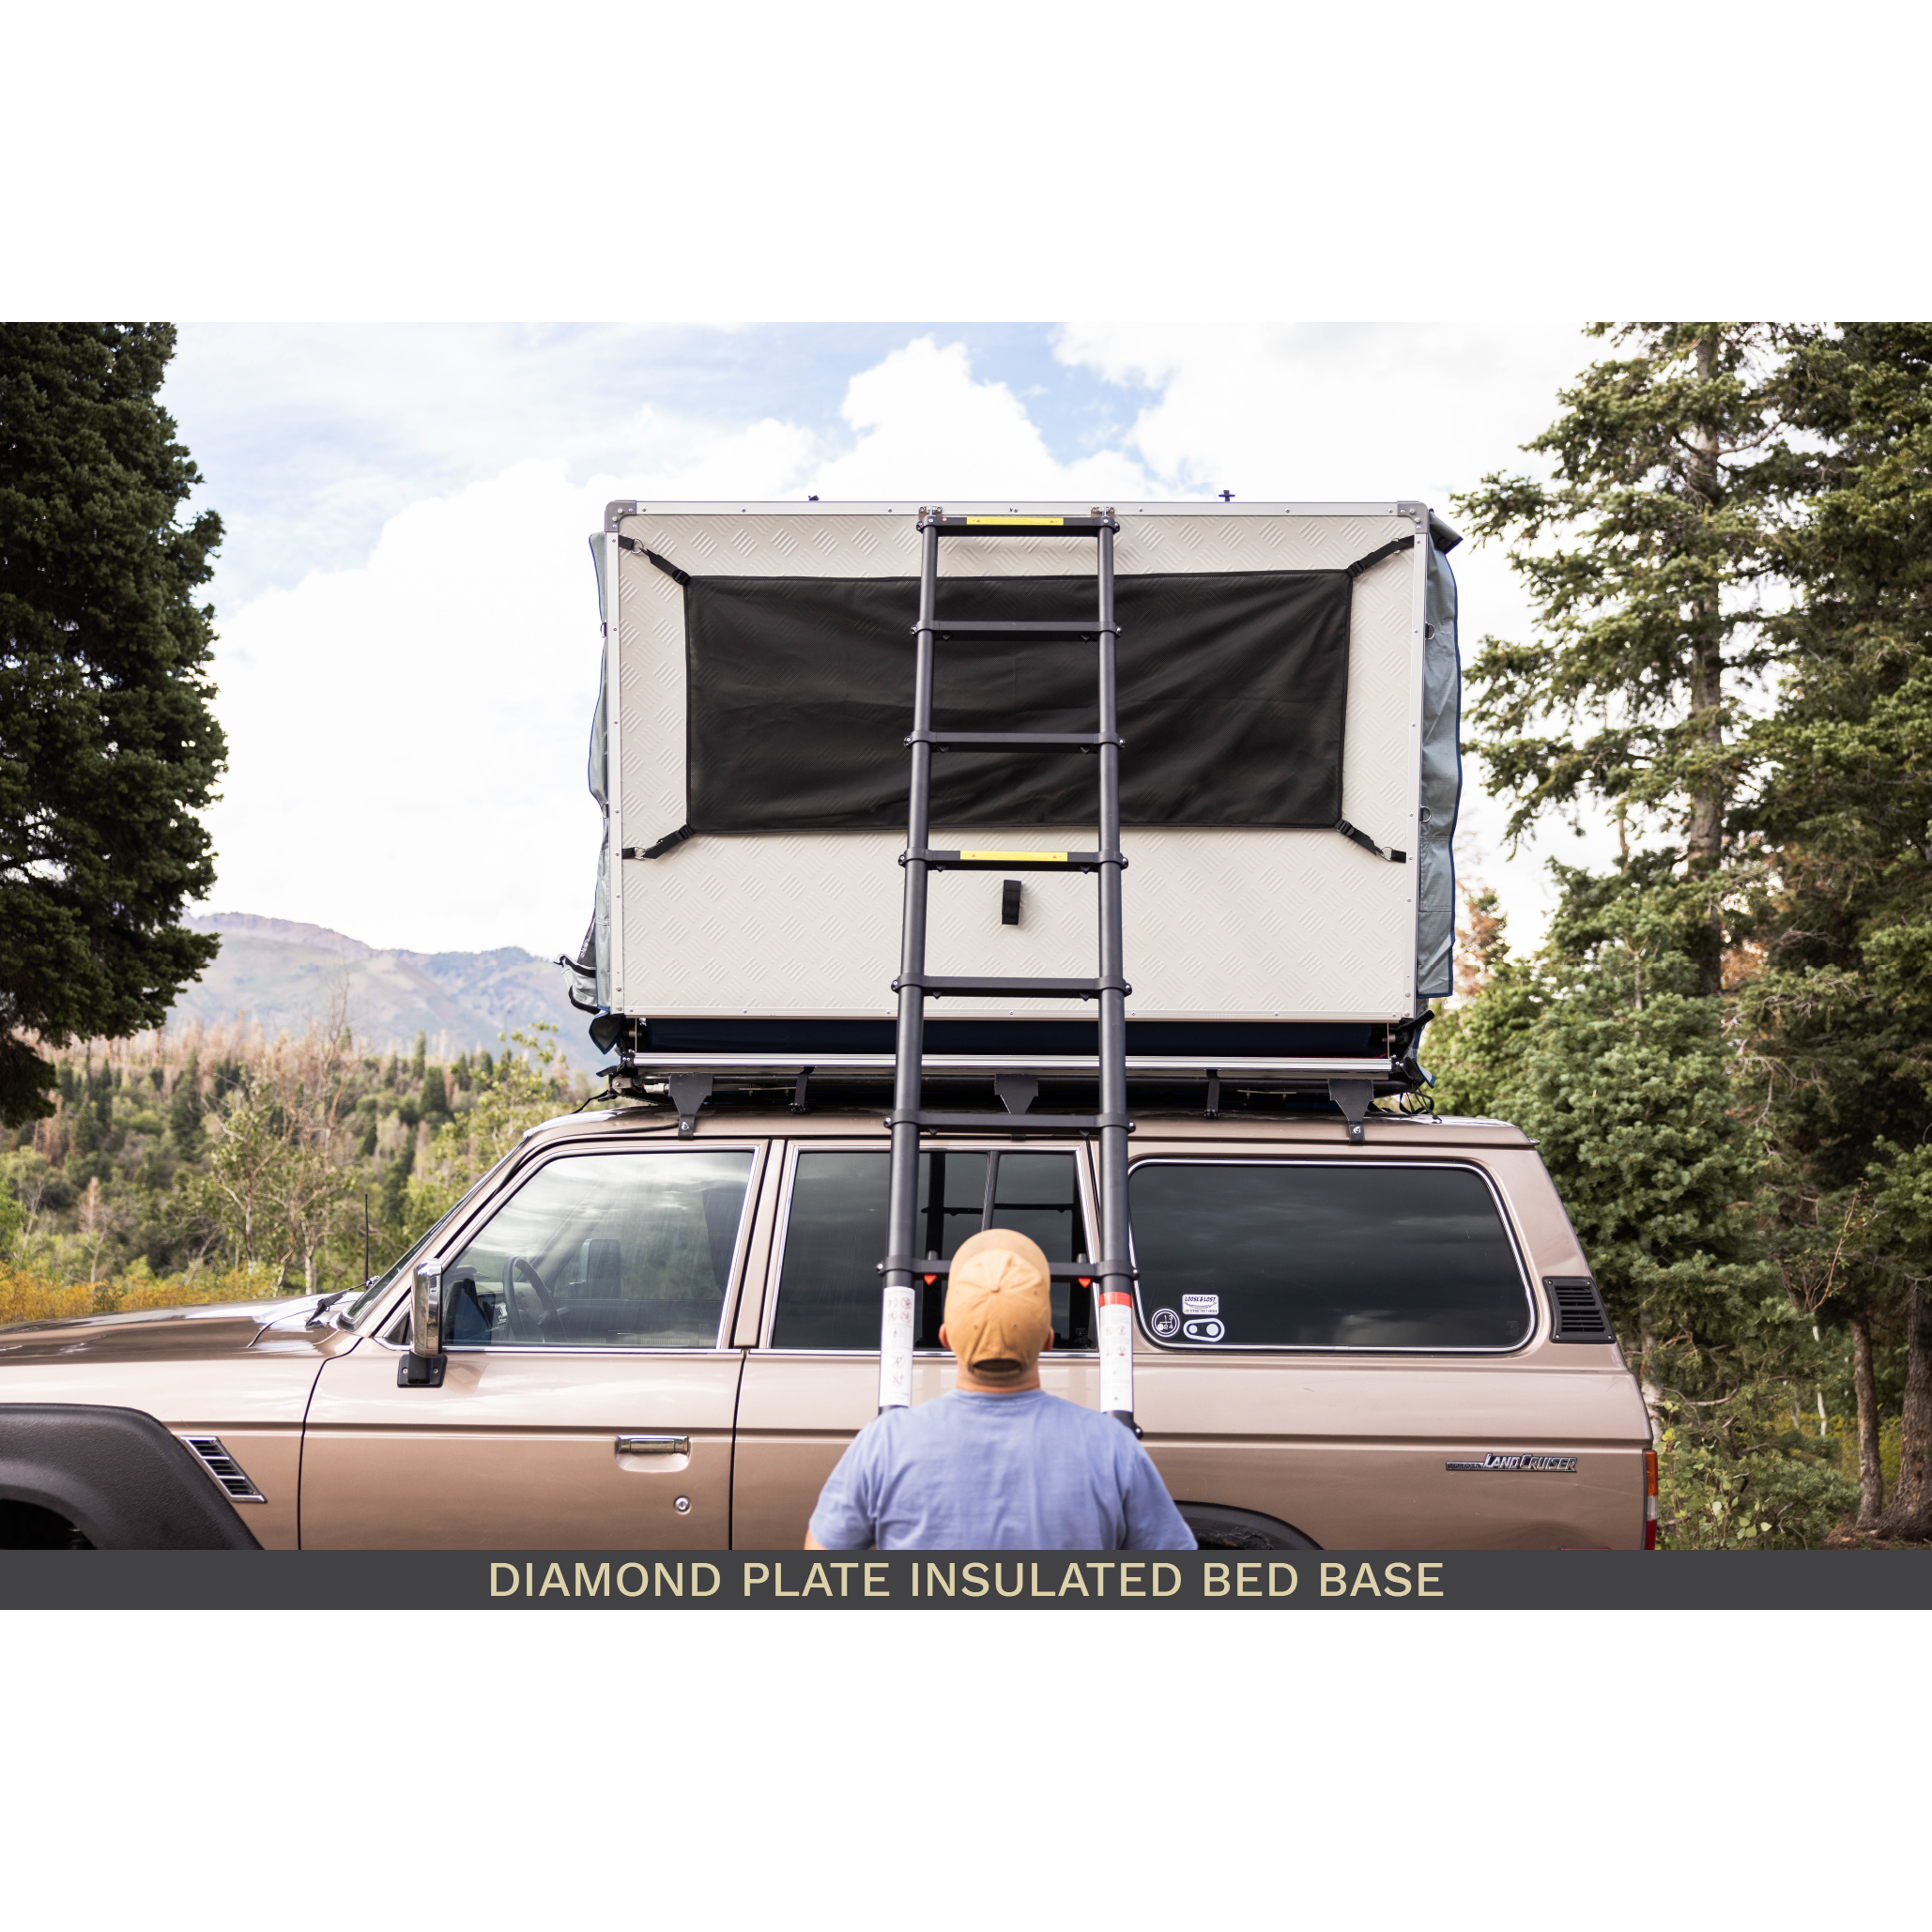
808,1389,1197,1551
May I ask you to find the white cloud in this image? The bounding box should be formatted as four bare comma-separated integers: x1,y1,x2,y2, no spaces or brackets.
810,338,1151,501
167,325,833,605
1055,320,1586,501
203,401,818,957
205,461,612,957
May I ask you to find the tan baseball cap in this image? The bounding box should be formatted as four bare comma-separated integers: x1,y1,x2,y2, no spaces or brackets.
943,1227,1053,1386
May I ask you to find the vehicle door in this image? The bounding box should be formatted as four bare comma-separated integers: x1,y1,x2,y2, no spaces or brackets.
1125,1147,1636,1549
731,1138,1101,1548
301,1139,771,1549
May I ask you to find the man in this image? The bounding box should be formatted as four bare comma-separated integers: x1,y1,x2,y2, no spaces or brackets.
805,1226,1196,1552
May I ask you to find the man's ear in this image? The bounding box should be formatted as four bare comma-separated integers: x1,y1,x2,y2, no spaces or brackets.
1041,1327,1054,1351
938,1323,950,1352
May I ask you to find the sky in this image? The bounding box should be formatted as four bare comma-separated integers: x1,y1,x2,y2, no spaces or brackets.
162,320,1622,961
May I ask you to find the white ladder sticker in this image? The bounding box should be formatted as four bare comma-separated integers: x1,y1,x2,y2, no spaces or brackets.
1098,1300,1135,1416
878,1285,916,1409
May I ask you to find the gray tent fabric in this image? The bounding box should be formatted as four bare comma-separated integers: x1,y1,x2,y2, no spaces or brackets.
587,651,612,1011
579,536,613,1012
1416,513,1464,999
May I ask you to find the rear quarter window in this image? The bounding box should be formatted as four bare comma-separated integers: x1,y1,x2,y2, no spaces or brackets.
1129,1160,1533,1351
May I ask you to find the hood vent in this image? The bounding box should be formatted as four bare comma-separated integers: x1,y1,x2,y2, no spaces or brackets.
1543,1277,1613,1343
179,1434,267,1503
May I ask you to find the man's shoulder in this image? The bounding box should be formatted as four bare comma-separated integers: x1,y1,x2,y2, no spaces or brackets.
1032,1393,1145,1458
861,1398,967,1452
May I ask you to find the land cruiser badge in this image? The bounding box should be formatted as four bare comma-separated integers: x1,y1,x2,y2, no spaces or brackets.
1445,1451,1579,1473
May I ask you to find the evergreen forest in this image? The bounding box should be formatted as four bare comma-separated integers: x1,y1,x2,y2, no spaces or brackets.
0,1018,585,1323
1429,324,1932,1546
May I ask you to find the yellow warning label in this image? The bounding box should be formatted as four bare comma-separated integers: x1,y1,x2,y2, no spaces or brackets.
960,850,1068,863
963,515,1065,527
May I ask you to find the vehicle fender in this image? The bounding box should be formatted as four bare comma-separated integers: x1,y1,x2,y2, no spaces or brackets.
1177,1501,1321,1552
0,1404,262,1550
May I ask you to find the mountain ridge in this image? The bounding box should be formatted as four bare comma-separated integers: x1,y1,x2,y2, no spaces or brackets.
172,912,595,1066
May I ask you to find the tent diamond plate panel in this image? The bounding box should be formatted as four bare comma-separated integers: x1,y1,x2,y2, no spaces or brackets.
612,505,1424,1022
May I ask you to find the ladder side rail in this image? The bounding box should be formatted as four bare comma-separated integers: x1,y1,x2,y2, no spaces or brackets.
1093,520,1137,1427
881,518,941,1410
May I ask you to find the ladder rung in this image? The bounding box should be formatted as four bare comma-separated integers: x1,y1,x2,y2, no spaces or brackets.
896,1111,1132,1136
879,1257,1134,1282
928,516,1114,537
906,849,1122,873
911,731,1119,755
918,620,1118,640
894,974,1128,999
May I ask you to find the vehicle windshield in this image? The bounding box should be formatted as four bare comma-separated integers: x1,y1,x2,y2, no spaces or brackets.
337,1159,518,1326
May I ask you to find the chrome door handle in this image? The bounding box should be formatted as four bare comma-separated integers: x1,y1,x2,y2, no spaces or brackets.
616,1434,689,1456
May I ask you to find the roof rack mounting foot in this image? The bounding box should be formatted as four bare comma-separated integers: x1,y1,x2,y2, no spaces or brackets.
790,1070,810,1114
668,1072,713,1137
1327,1078,1373,1144
1204,1073,1220,1120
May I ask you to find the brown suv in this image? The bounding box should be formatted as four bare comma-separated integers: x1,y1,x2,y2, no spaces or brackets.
0,1096,1650,1551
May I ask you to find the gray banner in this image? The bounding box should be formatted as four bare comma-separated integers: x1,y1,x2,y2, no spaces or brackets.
3,1550,1927,1611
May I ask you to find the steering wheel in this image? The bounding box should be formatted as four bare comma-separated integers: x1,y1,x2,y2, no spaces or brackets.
502,1255,557,1342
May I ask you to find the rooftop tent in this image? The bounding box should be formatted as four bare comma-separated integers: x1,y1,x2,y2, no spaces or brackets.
573,502,1459,1052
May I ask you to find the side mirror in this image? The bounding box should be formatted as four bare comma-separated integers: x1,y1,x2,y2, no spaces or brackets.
400,1259,447,1387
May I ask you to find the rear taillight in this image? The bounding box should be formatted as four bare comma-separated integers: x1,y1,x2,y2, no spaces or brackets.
1644,1449,1659,1550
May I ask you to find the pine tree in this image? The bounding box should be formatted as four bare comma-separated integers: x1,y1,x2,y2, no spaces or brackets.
1523,865,1765,1352
1448,327,1860,1542
1427,882,1543,1121
168,1051,203,1152
0,325,224,1124
1454,325,1794,992
1436,861,1852,1542
1453,882,1508,999
1744,323,1932,1536
417,1063,450,1121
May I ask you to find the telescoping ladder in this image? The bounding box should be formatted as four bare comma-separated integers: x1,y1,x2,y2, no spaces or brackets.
879,508,1137,1429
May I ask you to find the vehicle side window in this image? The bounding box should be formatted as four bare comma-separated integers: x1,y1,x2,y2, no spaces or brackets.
771,1149,1092,1350
442,1150,753,1349
1129,1161,1530,1351
991,1153,1093,1347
